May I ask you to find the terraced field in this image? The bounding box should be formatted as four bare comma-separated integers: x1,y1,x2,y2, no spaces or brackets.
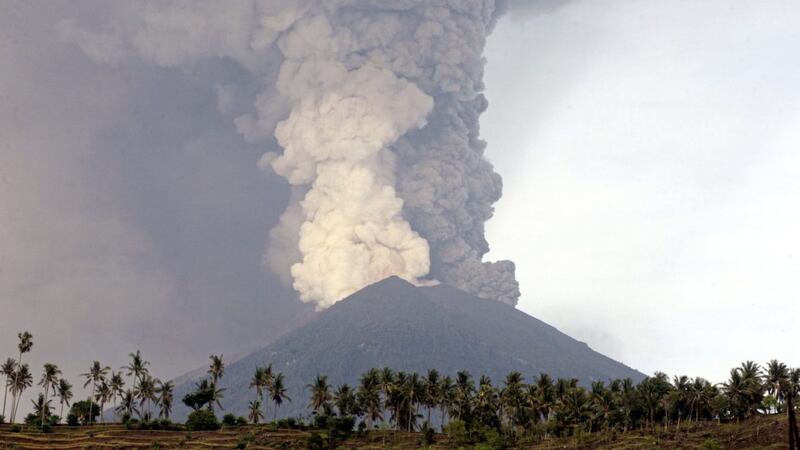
0,416,791,449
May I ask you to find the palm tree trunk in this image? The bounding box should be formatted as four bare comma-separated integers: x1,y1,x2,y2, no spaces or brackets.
60,402,65,423
90,380,96,423
273,403,278,422
2,379,9,419
41,385,49,426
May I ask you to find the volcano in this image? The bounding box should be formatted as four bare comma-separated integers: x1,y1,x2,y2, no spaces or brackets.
171,277,644,420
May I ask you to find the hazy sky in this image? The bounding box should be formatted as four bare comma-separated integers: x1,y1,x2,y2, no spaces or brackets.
1,0,798,418
484,0,800,381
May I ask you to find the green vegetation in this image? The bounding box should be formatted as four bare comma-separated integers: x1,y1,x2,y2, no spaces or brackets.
1,329,799,449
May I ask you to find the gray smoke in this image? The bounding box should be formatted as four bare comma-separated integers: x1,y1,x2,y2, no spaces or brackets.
61,0,520,308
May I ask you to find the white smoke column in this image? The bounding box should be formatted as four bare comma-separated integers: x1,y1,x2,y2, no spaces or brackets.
60,0,521,308
265,19,434,306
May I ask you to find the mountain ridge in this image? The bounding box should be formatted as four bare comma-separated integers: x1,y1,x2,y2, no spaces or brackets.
171,276,644,420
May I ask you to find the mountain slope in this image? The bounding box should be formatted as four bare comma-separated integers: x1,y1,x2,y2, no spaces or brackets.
172,277,643,420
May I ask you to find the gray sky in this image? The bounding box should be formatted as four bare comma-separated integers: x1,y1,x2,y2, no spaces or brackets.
483,0,800,381
1,0,798,418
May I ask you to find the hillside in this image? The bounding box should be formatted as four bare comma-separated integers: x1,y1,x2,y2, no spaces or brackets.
171,277,644,420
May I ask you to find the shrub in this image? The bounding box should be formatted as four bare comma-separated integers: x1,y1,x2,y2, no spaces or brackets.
67,414,80,426
306,432,326,450
223,413,238,426
236,416,248,426
422,425,436,445
186,409,220,431
0,414,5,424
444,419,471,446
41,423,53,434
10,424,22,432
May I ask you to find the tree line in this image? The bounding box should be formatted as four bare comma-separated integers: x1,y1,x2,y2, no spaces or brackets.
2,331,799,447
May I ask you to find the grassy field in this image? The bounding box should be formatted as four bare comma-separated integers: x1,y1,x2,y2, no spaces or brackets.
0,415,791,449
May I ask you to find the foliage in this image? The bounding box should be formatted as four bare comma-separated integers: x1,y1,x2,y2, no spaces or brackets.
69,400,100,425
223,413,238,426
305,432,325,450
186,408,220,431
66,413,80,426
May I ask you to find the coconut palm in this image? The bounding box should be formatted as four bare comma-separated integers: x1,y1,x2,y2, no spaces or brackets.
307,374,332,414
10,332,33,422
250,364,274,419
9,363,32,422
16,332,33,367
269,373,289,421
109,371,125,415
1,358,16,420
135,375,158,420
115,389,139,419
250,366,266,401
207,354,225,413
30,393,52,424
81,361,109,424
38,363,61,425
422,369,441,426
335,383,358,417
248,400,264,424
358,369,383,429
438,375,455,429
157,380,174,419
56,379,73,423
123,350,150,385
764,359,789,409
95,381,112,423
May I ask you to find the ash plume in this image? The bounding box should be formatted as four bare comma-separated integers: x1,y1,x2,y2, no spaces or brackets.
61,0,520,308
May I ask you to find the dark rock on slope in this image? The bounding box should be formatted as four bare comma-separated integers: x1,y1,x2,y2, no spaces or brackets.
172,277,643,420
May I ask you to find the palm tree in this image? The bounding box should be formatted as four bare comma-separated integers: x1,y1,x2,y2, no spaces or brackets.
109,371,125,416
123,350,150,385
738,361,764,416
250,364,274,420
307,374,332,414
1,358,16,420
157,380,174,419
454,370,474,422
379,367,395,422
56,379,73,423
38,363,61,425
10,332,33,422
207,354,225,413
333,384,356,417
9,363,32,422
250,366,266,401
95,381,112,423
248,400,264,424
115,389,139,419
501,372,525,427
534,373,556,422
135,375,158,420
30,393,52,424
764,359,789,412
358,369,383,429
81,361,109,424
269,373,289,421
16,332,33,367
423,369,441,426
438,375,455,429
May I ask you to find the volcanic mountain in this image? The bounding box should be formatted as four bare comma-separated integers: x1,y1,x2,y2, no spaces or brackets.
171,277,644,420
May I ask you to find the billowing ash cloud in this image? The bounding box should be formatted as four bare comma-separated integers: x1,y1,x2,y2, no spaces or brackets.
61,0,520,309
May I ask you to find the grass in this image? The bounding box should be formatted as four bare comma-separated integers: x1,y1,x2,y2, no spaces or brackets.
0,415,791,449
